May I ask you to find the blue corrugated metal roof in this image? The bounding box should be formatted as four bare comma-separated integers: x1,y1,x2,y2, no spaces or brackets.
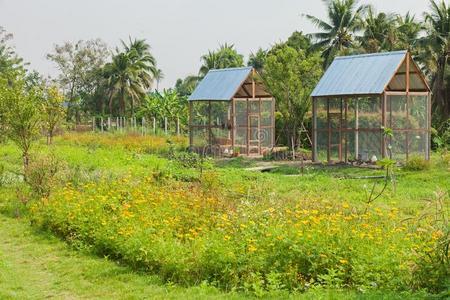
311,50,407,97
188,67,252,101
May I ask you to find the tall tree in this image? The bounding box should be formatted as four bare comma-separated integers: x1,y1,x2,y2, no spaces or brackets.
41,85,66,145
175,75,198,97
0,27,25,142
154,68,164,91
247,48,267,72
262,45,323,151
396,12,423,51
305,0,367,68
47,39,109,122
0,76,43,169
199,44,244,77
104,38,157,116
0,27,24,76
420,0,450,123
286,31,312,52
359,7,397,53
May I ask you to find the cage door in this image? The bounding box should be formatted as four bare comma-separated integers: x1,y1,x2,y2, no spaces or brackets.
248,115,261,155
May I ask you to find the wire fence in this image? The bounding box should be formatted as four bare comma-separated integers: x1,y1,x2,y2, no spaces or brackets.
88,116,186,136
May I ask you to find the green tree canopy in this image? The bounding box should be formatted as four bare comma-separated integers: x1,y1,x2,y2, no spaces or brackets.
47,39,109,122
262,45,323,150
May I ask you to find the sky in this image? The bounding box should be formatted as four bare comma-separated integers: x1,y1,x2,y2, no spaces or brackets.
0,0,431,89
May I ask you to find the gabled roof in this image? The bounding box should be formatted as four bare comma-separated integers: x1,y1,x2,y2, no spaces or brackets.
311,50,409,97
188,67,252,101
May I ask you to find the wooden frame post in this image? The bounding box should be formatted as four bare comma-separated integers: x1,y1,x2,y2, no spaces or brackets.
189,101,193,147
208,101,212,149
327,98,331,163
231,99,235,153
381,92,387,158
344,98,348,163
312,97,316,162
405,52,410,160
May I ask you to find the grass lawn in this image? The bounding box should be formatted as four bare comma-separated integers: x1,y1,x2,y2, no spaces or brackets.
0,132,448,298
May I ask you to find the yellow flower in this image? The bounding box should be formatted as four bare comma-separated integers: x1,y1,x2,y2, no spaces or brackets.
339,259,348,264
248,245,257,252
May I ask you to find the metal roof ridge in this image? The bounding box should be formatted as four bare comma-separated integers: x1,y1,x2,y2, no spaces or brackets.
334,50,407,61
208,67,253,72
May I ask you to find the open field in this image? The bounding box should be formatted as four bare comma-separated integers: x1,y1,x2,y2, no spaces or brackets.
0,132,449,298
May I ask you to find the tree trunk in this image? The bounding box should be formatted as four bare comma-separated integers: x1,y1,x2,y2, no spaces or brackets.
120,88,125,116
22,151,29,182
108,91,114,116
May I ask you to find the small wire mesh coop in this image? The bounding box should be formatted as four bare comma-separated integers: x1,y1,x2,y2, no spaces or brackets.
311,51,431,163
188,67,275,157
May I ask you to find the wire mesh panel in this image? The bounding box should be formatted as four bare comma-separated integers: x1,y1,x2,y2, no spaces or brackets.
408,131,427,157
346,98,357,129
344,131,357,161
210,102,230,127
191,127,209,148
390,131,407,161
316,131,328,162
357,96,381,129
409,95,427,129
388,95,407,129
190,101,232,156
315,98,328,129
358,131,382,161
191,101,209,126
261,100,272,127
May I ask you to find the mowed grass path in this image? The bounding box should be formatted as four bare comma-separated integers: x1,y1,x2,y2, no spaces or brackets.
0,214,245,300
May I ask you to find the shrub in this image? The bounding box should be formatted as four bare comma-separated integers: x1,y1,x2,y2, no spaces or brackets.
404,156,430,171
24,153,65,198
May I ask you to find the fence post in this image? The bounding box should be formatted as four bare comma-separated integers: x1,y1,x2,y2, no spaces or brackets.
92,117,95,132
153,117,156,134
141,117,145,136
100,117,104,132
116,117,119,131
108,117,111,130
164,117,168,135
176,118,180,136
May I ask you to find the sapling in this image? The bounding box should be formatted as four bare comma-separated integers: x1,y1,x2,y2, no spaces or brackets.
364,127,396,207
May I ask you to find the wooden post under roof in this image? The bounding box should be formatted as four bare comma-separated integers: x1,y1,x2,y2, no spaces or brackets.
189,101,193,147
405,52,410,160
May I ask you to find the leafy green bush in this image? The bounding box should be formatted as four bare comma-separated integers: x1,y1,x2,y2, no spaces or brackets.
404,156,430,171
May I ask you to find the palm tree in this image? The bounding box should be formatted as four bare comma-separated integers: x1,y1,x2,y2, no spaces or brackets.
359,7,397,53
104,52,141,116
199,50,218,78
248,48,267,72
396,12,423,51
420,0,450,123
105,38,157,116
305,0,368,68
175,75,199,96
199,44,244,77
154,68,164,91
